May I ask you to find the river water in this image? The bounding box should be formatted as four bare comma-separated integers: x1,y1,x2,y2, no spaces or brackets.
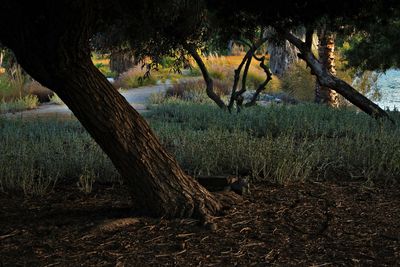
374,69,400,110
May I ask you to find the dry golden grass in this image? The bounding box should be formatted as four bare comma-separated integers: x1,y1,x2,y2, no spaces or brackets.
191,54,280,93
113,65,157,89
200,54,268,76
92,58,110,66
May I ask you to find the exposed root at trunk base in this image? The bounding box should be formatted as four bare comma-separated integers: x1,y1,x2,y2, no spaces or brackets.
192,191,244,230
134,189,243,230
130,174,244,228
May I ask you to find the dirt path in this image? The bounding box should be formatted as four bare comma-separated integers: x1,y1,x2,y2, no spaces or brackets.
2,84,168,118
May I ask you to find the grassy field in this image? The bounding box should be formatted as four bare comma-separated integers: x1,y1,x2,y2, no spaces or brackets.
1,102,399,195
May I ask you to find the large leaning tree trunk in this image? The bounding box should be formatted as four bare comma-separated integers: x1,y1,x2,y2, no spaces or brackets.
315,29,339,107
282,30,392,122
0,1,223,220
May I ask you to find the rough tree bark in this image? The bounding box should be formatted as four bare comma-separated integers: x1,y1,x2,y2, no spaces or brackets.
283,31,392,121
0,2,224,220
315,29,339,107
268,40,299,77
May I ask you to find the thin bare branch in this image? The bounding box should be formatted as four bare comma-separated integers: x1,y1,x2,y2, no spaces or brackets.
228,37,269,111
186,45,227,109
245,56,272,107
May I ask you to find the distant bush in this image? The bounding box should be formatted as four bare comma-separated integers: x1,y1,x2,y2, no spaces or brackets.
150,79,230,105
113,65,158,89
0,95,39,114
280,61,315,101
92,55,117,78
0,74,14,100
24,80,53,102
191,55,273,92
159,56,176,68
167,79,230,98
0,67,27,101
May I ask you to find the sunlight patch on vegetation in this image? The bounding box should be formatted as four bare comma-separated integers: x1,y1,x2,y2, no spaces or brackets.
49,93,64,105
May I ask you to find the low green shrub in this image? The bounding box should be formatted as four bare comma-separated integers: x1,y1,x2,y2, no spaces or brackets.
148,102,400,184
1,102,398,195
0,74,14,100
0,70,27,101
0,95,39,114
0,118,119,195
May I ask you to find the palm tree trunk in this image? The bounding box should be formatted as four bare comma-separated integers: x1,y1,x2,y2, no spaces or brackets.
315,30,339,107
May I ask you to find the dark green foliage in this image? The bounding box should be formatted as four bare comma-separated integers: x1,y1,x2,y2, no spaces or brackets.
344,20,400,71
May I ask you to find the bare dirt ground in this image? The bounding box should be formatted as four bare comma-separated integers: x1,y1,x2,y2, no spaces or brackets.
0,180,399,266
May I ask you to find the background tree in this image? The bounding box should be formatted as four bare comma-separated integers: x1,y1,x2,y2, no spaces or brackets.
207,0,396,120
265,28,302,77
315,24,339,107
344,19,400,71
91,28,137,76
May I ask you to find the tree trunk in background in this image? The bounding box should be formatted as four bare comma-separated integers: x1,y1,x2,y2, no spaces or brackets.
315,30,339,107
0,1,223,220
268,39,299,77
227,40,234,55
0,50,4,68
284,31,392,121
109,50,136,75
